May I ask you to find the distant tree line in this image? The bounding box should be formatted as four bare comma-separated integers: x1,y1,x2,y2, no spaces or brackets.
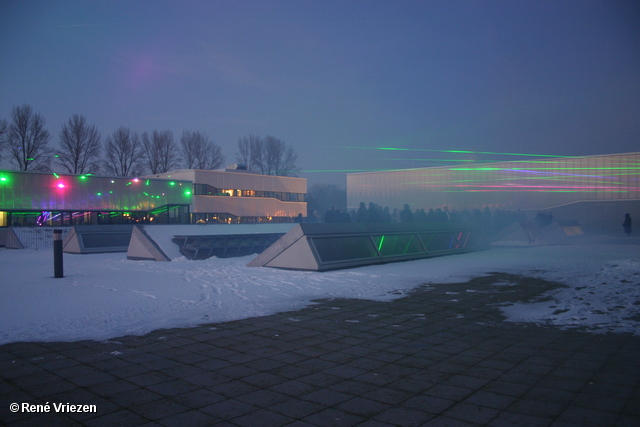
0,104,300,177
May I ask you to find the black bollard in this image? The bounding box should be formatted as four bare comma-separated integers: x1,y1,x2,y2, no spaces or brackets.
53,229,64,278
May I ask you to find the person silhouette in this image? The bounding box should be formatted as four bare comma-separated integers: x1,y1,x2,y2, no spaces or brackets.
622,213,632,237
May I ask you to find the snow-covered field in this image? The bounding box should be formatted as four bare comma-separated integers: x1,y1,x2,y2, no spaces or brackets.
1,236,639,344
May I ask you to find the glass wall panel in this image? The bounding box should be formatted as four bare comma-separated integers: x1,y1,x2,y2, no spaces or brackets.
312,236,378,262
462,230,488,249
420,232,456,252
372,234,424,256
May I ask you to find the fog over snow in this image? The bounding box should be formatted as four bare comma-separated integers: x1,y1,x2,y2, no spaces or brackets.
1,236,639,345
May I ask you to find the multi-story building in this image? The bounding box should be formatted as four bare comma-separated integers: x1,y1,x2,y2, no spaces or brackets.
148,165,307,224
0,166,306,226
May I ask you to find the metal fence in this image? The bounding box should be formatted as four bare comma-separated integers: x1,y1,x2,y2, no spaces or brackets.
10,227,73,250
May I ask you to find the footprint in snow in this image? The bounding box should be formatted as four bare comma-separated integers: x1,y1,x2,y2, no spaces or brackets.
131,290,156,299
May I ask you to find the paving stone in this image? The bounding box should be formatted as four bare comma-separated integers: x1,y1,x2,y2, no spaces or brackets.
231,408,294,427
200,398,258,420
208,380,260,399
424,383,475,401
127,397,191,421
336,396,391,418
146,379,201,397
361,387,413,405
268,379,319,397
86,379,139,397
556,405,620,426
235,389,290,408
302,408,366,426
373,406,435,426
127,371,175,387
68,370,118,387
108,388,165,406
272,395,327,417
402,394,456,414
155,409,217,427
298,372,344,387
463,391,518,410
487,410,552,427
83,409,149,427
443,402,501,424
301,388,354,406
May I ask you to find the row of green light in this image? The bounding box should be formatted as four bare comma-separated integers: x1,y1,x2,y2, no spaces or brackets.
47,173,191,197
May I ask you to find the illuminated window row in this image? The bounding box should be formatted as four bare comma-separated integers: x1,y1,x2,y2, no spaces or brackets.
192,184,306,202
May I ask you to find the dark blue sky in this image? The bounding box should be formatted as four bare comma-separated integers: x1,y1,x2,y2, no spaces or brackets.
1,0,639,185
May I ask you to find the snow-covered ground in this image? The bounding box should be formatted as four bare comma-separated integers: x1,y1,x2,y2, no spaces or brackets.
1,235,639,344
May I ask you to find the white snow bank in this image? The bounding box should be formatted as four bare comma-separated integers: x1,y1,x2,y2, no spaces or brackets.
1,239,639,344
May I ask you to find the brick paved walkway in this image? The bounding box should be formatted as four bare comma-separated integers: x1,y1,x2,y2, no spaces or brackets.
1,272,639,426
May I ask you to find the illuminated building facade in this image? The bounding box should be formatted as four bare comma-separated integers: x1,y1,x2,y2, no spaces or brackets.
0,170,192,227
147,167,307,224
347,152,640,234
0,167,307,227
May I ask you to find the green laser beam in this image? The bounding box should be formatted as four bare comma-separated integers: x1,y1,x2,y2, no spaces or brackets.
343,146,577,158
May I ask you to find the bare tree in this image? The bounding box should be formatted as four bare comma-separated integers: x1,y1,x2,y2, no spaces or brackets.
180,131,225,170
7,104,52,171
142,130,179,174
56,114,101,174
0,119,7,161
235,134,262,171
103,127,144,177
235,134,299,176
265,135,299,177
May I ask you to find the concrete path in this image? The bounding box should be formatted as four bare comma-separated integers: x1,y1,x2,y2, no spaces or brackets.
1,272,639,426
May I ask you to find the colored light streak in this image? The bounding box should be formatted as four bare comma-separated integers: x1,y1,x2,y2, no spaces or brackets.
389,158,479,162
302,169,402,173
344,146,577,159
451,166,638,172
52,172,59,178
